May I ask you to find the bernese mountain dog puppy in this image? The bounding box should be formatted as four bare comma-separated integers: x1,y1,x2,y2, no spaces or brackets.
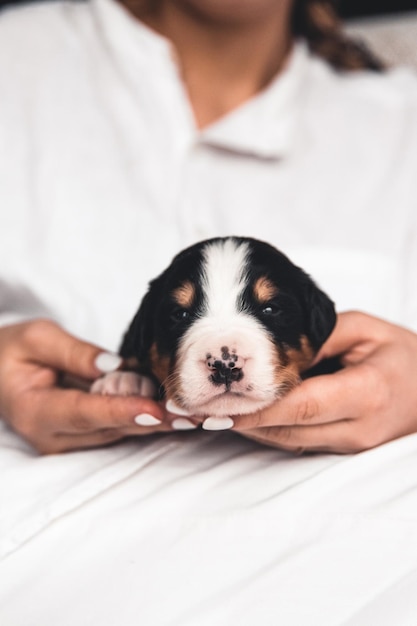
92,237,337,418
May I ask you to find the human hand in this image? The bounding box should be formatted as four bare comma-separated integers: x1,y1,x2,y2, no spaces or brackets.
0,319,176,454
227,312,417,454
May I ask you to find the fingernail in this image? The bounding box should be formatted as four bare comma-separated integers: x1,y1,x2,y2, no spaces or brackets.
171,418,198,431
134,414,162,426
95,352,123,373
165,399,191,416
202,417,234,431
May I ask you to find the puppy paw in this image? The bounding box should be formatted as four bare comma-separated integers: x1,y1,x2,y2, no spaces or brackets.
90,371,156,397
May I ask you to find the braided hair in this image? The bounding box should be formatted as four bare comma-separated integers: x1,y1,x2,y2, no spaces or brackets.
292,0,384,71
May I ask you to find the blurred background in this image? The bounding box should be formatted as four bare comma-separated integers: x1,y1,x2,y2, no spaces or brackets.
341,0,417,69
0,0,416,69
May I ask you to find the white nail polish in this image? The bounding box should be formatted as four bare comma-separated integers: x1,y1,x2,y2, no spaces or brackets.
95,352,123,374
172,418,198,431
202,417,234,431
165,399,191,416
134,414,162,426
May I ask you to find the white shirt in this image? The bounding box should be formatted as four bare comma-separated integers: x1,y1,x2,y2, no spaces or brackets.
1,2,417,625
0,0,417,351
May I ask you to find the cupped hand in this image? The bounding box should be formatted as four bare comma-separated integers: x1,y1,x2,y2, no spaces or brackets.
231,311,417,454
0,319,174,454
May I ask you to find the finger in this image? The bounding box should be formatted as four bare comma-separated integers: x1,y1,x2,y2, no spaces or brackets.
35,429,128,454
232,365,369,430
315,311,387,362
241,419,360,454
21,388,167,434
36,427,173,455
18,320,122,380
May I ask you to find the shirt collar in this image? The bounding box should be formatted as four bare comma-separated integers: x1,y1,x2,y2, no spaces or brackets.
92,0,309,160
92,0,179,69
199,42,309,160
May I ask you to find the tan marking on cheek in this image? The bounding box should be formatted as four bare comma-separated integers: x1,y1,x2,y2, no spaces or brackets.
173,281,195,309
285,335,316,374
149,343,186,407
253,277,279,303
149,343,171,385
273,335,316,395
272,346,301,396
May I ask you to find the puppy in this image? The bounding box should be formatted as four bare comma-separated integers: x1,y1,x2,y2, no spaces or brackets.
92,237,336,417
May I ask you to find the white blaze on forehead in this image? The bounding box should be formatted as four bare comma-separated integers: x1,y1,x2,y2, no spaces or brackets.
201,239,249,316
173,238,286,415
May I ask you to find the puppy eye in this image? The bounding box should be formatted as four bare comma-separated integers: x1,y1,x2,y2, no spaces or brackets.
171,308,191,323
261,304,280,317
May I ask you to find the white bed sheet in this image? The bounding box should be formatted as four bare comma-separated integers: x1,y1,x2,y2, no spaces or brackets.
2,419,417,626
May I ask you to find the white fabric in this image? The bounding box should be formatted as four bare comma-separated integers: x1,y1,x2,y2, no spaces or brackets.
1,1,417,624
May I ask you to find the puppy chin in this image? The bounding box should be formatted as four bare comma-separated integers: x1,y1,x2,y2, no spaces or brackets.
189,393,277,417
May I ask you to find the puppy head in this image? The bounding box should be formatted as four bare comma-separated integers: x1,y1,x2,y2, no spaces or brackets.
121,237,336,416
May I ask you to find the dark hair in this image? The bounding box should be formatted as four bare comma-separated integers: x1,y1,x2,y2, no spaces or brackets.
292,0,384,71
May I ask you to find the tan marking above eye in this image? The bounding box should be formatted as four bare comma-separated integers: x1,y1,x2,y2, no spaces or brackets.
172,281,195,309
253,276,279,303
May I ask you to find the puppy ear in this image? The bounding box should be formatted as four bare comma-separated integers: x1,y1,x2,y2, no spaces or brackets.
119,278,161,364
303,280,337,351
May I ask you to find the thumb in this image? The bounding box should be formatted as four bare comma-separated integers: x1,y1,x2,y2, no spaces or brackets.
19,319,122,380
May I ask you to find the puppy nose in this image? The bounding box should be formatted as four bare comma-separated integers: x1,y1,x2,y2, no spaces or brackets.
206,346,244,387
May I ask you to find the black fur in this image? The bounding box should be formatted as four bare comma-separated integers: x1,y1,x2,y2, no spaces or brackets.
119,243,206,370
237,237,336,351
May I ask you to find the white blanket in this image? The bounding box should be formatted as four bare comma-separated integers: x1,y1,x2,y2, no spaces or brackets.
2,419,417,625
